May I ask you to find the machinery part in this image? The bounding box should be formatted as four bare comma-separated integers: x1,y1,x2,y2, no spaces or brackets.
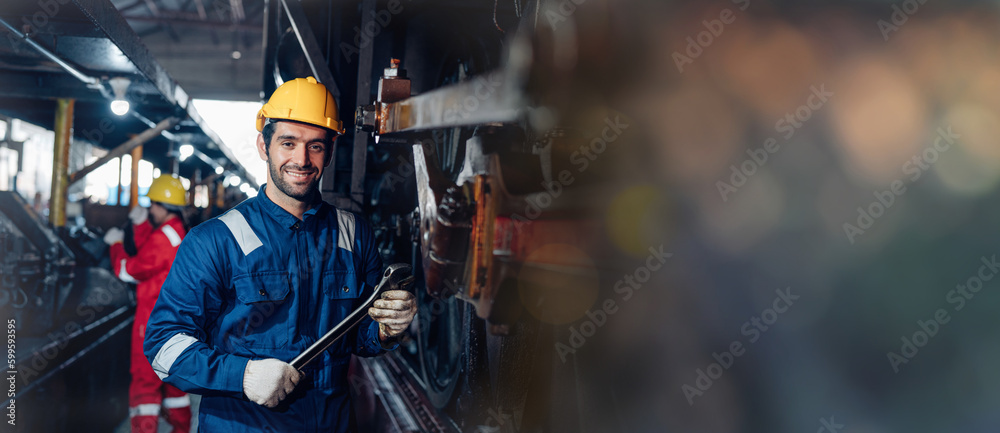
414,127,604,330
355,104,378,133
373,71,521,135
290,263,415,370
414,289,465,408
4,304,134,432
0,191,75,261
466,174,497,321
256,76,344,134
357,59,413,134
413,143,473,298
147,174,188,207
378,59,411,103
353,353,463,433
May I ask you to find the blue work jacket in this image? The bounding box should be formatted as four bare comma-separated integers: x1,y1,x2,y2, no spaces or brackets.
143,185,394,433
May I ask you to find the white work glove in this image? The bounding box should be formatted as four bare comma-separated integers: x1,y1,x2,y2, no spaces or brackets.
243,358,302,408
368,290,417,343
103,227,124,245
128,206,148,225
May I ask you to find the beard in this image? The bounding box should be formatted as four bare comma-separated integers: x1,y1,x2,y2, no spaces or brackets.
268,159,319,201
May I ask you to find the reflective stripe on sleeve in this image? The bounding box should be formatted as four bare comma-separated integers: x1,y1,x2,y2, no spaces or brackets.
129,404,161,417
218,209,263,256
336,209,355,252
161,224,182,247
151,333,198,380
162,395,191,408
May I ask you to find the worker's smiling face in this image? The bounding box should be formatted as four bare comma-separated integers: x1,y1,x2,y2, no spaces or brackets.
256,120,333,202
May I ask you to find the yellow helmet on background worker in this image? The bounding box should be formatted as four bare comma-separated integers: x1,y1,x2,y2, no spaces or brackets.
255,76,344,134
147,174,187,208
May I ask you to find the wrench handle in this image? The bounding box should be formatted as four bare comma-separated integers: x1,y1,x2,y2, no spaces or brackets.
289,283,383,370
289,264,413,370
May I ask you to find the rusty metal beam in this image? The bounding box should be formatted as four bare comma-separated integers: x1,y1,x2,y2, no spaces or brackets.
371,71,521,134
68,117,180,186
129,146,141,209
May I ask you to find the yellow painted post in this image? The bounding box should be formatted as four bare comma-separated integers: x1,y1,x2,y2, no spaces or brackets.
215,181,225,209
49,99,73,227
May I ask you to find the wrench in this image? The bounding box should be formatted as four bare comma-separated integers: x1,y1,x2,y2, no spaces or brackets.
290,263,415,370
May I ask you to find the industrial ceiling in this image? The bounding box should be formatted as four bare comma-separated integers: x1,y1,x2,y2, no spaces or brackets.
0,0,265,189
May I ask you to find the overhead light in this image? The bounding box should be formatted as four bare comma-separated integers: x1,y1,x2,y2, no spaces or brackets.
242,183,257,197
109,77,131,116
215,166,224,175
179,144,194,162
110,100,129,116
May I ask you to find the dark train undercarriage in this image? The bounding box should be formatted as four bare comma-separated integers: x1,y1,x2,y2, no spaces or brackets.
309,1,630,431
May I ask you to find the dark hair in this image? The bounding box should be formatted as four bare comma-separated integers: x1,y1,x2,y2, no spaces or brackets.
153,201,190,231
261,119,336,158
261,119,279,150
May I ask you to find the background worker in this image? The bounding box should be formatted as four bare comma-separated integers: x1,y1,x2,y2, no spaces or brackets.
143,77,417,432
104,174,192,433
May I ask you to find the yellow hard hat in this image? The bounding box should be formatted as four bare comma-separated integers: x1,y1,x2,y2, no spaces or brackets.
256,77,344,134
147,175,187,207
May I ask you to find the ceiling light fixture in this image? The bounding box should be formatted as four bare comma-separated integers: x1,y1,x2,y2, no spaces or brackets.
109,77,131,116
179,144,194,162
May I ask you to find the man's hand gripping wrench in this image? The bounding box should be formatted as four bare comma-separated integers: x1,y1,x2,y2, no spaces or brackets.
290,263,415,370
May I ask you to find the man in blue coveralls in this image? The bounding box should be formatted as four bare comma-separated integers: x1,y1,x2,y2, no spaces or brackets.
143,76,417,432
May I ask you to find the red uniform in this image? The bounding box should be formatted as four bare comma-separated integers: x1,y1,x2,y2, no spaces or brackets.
111,216,190,433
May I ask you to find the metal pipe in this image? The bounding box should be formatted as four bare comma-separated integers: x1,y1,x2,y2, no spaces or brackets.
117,152,124,205
189,167,200,205
50,99,73,227
0,17,107,95
279,0,339,97
193,149,223,172
119,15,260,31
68,117,180,186
170,141,179,175
130,146,141,209
131,111,178,141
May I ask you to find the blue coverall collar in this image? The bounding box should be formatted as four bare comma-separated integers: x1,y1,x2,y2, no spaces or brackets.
256,184,325,228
